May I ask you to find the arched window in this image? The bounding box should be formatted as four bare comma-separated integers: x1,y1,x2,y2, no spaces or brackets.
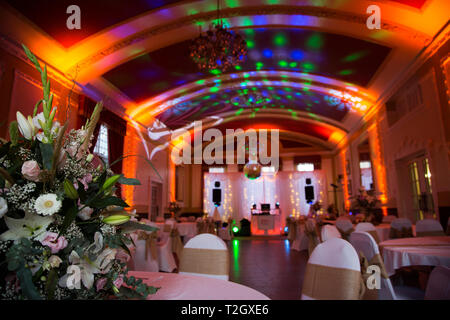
93,124,109,164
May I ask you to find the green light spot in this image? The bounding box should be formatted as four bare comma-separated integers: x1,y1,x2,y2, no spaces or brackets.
235,108,244,116
338,69,353,75
246,40,255,48
196,79,205,85
301,62,315,72
250,112,256,118
306,33,323,50
289,62,298,68
210,69,221,75
274,33,288,47
279,60,288,67
243,73,249,78
210,86,219,93
342,51,368,62
256,61,263,69
267,87,274,90
244,29,255,37
235,65,242,70
226,0,240,8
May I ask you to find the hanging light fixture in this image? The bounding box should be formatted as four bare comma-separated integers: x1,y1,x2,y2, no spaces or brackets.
243,150,262,180
190,0,247,72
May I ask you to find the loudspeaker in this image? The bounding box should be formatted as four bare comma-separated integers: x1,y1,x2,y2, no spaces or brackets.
214,181,221,188
306,178,312,185
212,188,222,203
305,186,314,203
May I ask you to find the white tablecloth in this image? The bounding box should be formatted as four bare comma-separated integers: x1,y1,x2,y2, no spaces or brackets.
128,271,270,300
379,236,450,276
155,222,197,238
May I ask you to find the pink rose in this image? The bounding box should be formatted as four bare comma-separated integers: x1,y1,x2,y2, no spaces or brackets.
21,160,41,182
40,232,68,254
113,275,124,289
96,278,107,292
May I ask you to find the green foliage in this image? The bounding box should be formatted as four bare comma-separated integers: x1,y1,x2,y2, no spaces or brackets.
39,142,54,170
6,238,43,300
9,121,19,146
118,175,141,186
119,221,158,234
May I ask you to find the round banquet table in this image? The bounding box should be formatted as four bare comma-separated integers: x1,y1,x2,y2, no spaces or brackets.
127,271,270,300
379,236,450,276
155,222,197,238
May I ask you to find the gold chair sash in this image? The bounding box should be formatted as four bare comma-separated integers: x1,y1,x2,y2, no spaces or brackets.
416,230,446,237
163,224,172,233
359,251,389,300
302,263,365,300
287,221,297,241
137,231,158,261
304,227,319,256
170,228,184,257
389,227,413,239
196,221,205,234
337,227,354,241
179,248,229,276
207,222,216,234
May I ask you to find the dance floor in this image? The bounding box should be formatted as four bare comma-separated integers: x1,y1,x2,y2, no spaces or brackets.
228,237,309,300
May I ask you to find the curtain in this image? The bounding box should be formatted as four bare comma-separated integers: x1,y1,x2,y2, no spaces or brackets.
203,171,329,228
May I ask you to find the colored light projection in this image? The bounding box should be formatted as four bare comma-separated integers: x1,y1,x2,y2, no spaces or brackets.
154,86,351,129
104,28,391,102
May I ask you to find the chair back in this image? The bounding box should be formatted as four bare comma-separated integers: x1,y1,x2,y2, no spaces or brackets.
389,218,413,238
415,219,445,237
336,218,354,241
349,232,396,300
179,233,229,280
132,230,159,272
305,219,320,255
355,222,380,244
321,225,342,242
425,266,450,300
301,238,363,300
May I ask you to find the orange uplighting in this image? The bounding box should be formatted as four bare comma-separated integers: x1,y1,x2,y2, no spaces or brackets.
340,151,351,210
368,123,388,215
122,125,138,208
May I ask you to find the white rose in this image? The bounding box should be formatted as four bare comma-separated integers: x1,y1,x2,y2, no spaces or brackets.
0,197,7,218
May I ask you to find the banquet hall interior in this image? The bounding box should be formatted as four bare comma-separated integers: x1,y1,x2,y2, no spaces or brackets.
0,0,449,300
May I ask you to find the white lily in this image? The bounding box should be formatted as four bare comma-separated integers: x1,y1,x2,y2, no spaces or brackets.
59,251,100,290
32,112,46,130
95,247,117,274
16,111,34,140
0,197,7,218
92,232,103,254
0,211,53,242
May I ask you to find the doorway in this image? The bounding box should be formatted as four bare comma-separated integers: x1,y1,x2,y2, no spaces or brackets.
407,156,435,221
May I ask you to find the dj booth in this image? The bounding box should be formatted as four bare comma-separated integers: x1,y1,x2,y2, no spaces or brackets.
250,206,282,235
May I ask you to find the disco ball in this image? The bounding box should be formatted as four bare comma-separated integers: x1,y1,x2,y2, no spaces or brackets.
244,162,262,180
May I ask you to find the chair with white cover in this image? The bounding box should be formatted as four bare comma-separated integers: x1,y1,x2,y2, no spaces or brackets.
305,219,320,255
157,224,177,272
389,218,414,239
336,217,354,241
424,266,450,300
179,233,229,280
321,225,342,242
301,238,364,300
131,230,159,272
382,215,396,223
218,223,232,241
415,219,445,237
349,231,424,300
355,213,365,220
355,222,380,244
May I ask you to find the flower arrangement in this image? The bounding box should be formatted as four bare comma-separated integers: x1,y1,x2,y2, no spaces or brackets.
349,187,382,224
0,45,158,300
168,201,180,219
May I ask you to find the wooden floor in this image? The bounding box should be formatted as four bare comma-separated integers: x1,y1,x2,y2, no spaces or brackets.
228,237,309,300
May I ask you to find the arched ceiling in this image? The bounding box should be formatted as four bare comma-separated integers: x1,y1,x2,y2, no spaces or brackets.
1,0,448,152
